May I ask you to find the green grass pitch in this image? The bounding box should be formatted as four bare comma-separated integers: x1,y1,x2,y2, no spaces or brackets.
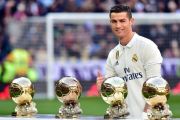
0,95,180,118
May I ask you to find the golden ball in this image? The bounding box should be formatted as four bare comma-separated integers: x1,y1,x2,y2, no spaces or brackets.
100,77,128,105
55,76,82,104
142,77,170,106
9,77,35,104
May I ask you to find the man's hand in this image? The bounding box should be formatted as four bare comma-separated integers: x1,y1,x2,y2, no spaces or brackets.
96,70,106,93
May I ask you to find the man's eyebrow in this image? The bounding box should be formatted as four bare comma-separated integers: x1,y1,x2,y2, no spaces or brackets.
119,18,126,21
111,18,126,21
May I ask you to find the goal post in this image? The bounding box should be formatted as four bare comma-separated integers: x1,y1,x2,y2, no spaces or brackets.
46,15,54,99
46,13,180,99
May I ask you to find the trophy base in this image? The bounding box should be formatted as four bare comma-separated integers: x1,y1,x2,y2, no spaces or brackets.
11,112,17,116
104,113,129,119
147,103,172,120
104,114,110,119
149,118,168,120
14,101,37,117
105,103,130,119
55,113,81,118
57,102,82,118
104,114,123,119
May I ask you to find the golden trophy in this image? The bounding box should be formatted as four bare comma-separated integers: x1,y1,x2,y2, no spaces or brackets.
55,76,82,118
9,77,37,117
100,76,130,119
142,77,173,120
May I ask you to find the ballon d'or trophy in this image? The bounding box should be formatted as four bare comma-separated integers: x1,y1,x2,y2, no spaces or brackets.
9,77,37,117
142,77,173,120
100,76,130,119
55,76,82,118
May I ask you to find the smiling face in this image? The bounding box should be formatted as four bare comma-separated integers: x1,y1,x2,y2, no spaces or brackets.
110,12,134,45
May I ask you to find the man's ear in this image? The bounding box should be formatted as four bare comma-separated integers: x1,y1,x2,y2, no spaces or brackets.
130,18,134,25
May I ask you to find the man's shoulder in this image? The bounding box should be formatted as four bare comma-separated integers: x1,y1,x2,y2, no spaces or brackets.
136,35,160,55
107,44,119,58
136,35,156,47
110,44,119,53
137,35,152,43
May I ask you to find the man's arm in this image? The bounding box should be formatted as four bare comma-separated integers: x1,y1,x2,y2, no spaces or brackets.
141,103,150,119
143,103,151,112
142,41,162,114
141,103,151,119
142,41,162,78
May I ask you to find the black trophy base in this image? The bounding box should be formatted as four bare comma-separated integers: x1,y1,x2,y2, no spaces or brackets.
11,112,17,116
104,113,129,119
55,114,60,118
104,114,110,119
151,117,169,120
55,114,80,119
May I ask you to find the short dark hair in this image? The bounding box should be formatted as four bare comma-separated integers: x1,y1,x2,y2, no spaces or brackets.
110,4,132,20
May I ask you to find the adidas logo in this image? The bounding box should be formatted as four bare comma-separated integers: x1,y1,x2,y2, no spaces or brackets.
115,61,119,66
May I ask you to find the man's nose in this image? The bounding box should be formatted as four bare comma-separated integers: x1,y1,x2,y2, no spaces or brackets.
116,22,121,28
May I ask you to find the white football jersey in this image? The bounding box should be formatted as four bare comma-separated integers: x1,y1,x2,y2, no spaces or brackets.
105,33,163,117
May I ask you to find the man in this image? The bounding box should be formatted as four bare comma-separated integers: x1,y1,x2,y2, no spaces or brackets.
6,48,37,80
96,4,162,118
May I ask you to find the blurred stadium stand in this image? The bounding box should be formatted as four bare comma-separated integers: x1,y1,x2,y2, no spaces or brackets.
0,0,180,99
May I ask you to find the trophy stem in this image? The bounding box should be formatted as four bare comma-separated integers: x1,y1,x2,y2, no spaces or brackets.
104,102,130,119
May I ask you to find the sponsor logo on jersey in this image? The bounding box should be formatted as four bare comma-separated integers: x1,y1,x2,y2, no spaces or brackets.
132,54,138,63
122,67,143,82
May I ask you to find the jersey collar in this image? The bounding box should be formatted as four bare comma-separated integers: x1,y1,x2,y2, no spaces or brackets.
118,32,138,51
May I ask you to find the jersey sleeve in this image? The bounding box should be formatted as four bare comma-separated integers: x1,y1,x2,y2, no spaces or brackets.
142,41,163,79
105,50,118,78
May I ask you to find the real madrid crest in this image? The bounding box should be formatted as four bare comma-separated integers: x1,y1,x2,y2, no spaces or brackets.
132,54,138,63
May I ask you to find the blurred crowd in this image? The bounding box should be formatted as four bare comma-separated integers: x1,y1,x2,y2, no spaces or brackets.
0,0,180,62
54,23,180,60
